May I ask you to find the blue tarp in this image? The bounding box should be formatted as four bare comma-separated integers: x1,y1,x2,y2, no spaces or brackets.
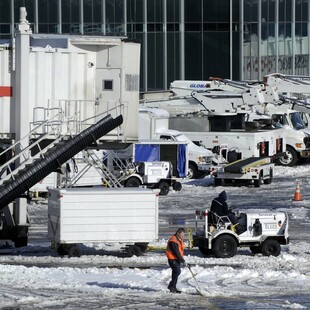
134,144,187,178
135,144,160,161
177,144,186,178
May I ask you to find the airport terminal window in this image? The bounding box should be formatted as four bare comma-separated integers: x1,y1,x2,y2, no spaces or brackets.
84,0,102,24
203,0,229,22
279,0,292,22
185,0,201,23
167,0,180,23
38,0,58,33
0,1,11,23
147,0,163,23
127,0,143,23
244,0,258,22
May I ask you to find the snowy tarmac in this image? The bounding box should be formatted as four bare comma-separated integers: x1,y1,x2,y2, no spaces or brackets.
0,165,310,309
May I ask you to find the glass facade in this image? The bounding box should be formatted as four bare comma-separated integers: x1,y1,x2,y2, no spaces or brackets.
0,0,309,90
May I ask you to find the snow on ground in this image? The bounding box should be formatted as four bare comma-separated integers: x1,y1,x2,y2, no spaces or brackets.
0,165,310,309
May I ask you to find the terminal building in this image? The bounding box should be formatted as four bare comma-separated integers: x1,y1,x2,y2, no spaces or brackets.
0,0,309,90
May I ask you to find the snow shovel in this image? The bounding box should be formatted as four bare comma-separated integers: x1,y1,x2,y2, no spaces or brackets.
187,265,209,297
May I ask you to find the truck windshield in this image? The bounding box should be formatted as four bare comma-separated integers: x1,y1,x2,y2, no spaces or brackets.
289,112,306,130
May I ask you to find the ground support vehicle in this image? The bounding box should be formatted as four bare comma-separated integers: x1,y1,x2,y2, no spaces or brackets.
140,93,286,161
139,108,214,179
193,209,289,258
120,161,182,196
213,157,274,187
48,187,159,257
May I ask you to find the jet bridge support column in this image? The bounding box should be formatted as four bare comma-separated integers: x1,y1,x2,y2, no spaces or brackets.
13,7,32,228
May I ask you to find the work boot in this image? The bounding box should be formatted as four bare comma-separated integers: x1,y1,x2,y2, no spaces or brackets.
168,286,181,294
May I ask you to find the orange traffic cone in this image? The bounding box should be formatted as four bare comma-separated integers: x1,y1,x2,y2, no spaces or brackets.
293,181,303,201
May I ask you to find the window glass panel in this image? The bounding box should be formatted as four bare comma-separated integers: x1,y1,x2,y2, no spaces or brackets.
167,0,180,23
147,0,163,23
185,32,202,79
167,32,180,86
185,0,201,23
127,0,143,23
0,0,11,23
244,0,258,22
147,32,164,90
203,0,229,22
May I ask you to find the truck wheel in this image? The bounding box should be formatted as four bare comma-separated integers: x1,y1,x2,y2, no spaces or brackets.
159,181,170,196
68,245,81,258
261,239,281,257
214,178,222,186
276,146,298,167
199,246,212,256
212,235,237,258
127,245,142,257
250,245,262,254
173,181,182,191
134,242,148,253
254,174,262,188
188,163,199,179
125,177,141,187
14,237,28,248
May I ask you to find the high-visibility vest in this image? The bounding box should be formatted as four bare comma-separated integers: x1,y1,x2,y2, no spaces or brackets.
166,235,184,260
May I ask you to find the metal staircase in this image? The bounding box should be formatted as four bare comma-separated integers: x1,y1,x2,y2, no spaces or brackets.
0,114,123,210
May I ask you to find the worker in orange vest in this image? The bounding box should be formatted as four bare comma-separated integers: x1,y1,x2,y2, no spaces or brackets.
166,227,188,293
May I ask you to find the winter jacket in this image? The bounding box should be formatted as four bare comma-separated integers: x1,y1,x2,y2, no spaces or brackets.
166,235,185,262
210,191,230,216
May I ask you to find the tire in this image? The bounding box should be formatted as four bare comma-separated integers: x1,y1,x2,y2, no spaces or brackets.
173,181,182,191
159,181,170,196
134,242,148,253
57,244,67,256
250,245,262,254
214,178,222,186
68,245,81,258
276,146,298,167
212,234,238,258
187,163,199,179
199,246,212,256
261,239,281,257
57,244,70,256
254,173,262,188
14,237,28,248
127,245,142,257
125,177,141,187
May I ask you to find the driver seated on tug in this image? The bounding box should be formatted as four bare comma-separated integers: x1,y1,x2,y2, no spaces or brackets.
210,191,241,233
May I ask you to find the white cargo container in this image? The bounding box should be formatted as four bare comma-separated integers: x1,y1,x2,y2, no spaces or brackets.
48,187,159,257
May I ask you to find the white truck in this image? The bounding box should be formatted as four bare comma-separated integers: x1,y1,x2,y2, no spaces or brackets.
139,108,214,178
169,78,310,167
213,157,274,187
48,187,159,257
141,93,285,161
193,208,289,258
